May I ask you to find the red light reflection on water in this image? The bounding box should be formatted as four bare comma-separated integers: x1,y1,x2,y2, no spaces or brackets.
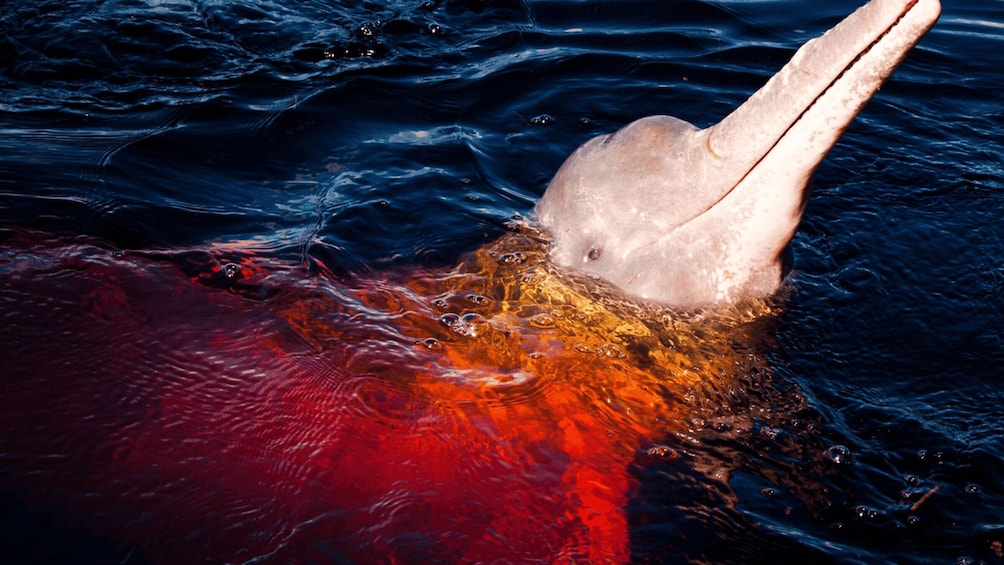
1,231,738,563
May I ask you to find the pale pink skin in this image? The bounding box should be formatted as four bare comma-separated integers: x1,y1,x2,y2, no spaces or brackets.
537,0,941,309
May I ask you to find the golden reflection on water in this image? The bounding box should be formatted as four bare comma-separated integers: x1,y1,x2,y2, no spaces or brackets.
275,223,786,561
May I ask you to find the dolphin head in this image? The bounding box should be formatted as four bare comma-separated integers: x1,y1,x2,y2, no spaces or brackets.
535,0,941,308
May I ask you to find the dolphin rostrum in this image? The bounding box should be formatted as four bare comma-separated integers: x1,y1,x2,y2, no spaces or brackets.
536,0,941,308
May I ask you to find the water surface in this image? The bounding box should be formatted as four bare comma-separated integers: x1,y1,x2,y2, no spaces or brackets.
2,0,1003,563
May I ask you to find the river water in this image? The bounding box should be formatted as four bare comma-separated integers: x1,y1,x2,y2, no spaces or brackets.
1,0,1003,563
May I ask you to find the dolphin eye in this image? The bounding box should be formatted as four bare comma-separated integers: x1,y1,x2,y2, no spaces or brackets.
587,247,602,261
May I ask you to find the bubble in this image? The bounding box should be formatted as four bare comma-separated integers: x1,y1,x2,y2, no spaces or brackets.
465,293,490,306
854,505,879,521
824,444,853,465
498,252,527,265
530,114,554,126
710,421,733,433
761,488,778,498
528,313,555,328
646,445,678,460
439,313,460,327
965,484,981,495
759,426,782,441
427,23,442,35
906,515,920,526
462,313,490,332
355,22,378,38
904,474,920,486
587,247,602,261
441,312,490,338
595,343,626,359
222,263,242,279
418,338,442,350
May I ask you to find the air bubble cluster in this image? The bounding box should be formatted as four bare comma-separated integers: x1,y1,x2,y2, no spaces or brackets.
440,312,491,338
824,444,853,465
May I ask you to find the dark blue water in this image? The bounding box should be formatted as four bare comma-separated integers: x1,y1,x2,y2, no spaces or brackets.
2,0,1003,563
